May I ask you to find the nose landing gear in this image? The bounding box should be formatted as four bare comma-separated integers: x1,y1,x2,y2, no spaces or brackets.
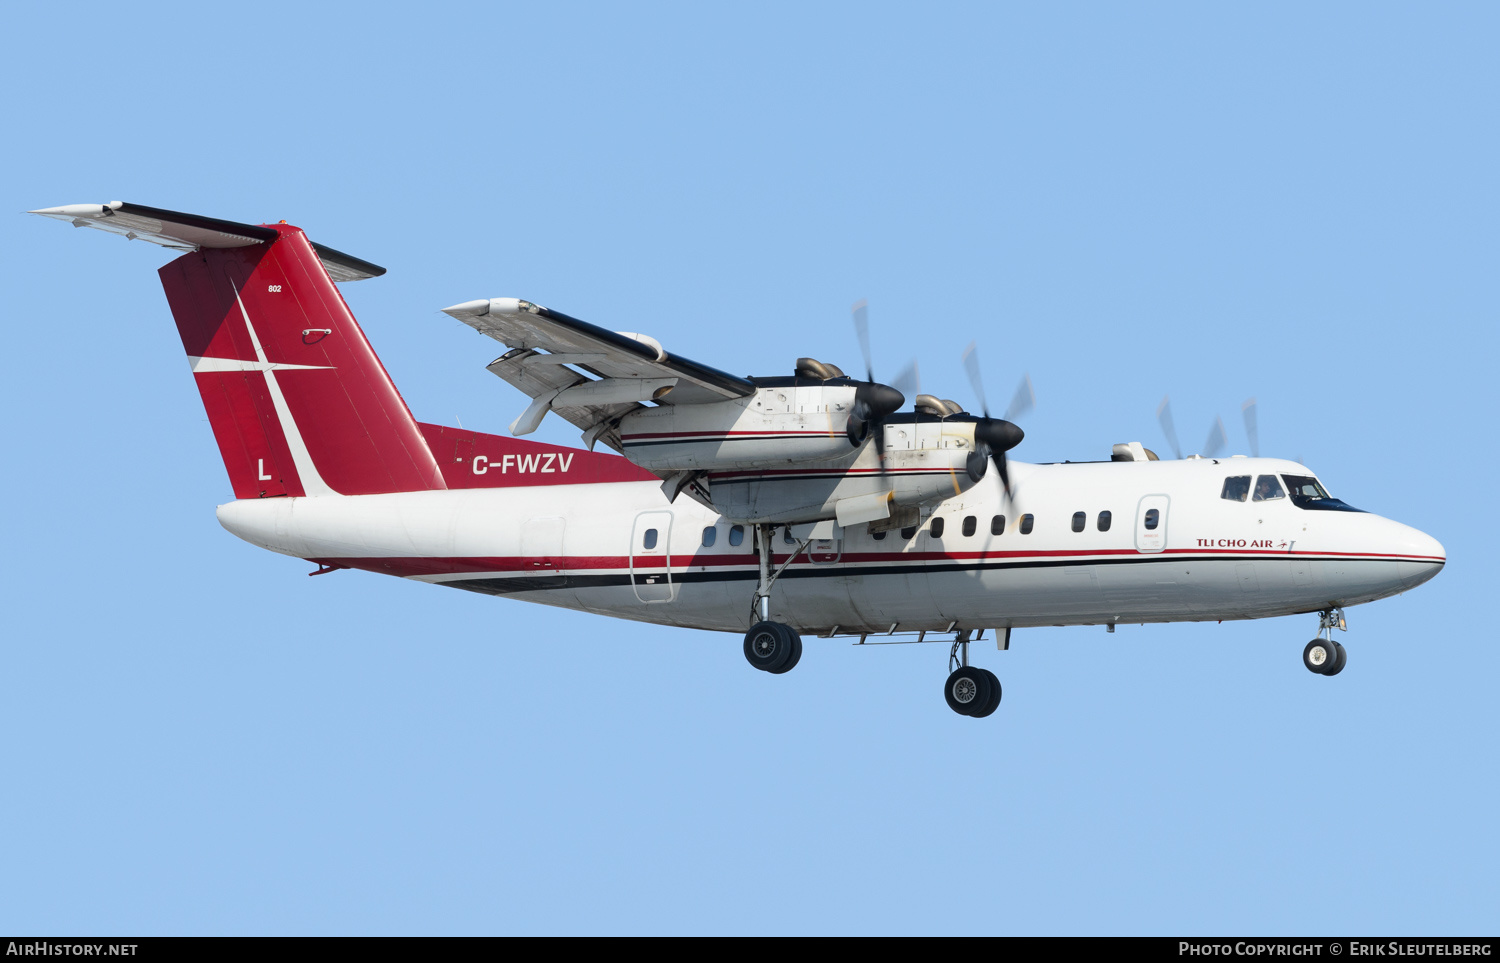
946,632,1001,717
1303,608,1348,676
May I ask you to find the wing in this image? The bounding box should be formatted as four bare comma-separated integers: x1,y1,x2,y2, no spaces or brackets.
443,297,754,402
443,297,756,451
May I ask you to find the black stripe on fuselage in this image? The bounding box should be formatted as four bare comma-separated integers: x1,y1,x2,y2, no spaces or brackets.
431,552,1420,597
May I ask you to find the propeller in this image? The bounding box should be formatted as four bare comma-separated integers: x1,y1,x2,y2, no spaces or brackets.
1156,395,1183,460
1159,394,1231,458
961,341,1027,498
846,301,910,481
1241,397,1259,457
1003,374,1036,423
1203,416,1227,459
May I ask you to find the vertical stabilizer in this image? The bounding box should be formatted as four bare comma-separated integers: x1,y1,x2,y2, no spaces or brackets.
158,225,446,497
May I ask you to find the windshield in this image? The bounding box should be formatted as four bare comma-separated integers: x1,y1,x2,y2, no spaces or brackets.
1280,473,1366,513
1282,474,1330,501
1252,475,1285,502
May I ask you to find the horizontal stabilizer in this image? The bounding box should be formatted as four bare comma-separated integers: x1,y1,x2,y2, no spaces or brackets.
30,201,385,282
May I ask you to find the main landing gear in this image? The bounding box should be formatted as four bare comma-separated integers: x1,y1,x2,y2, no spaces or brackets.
744,621,802,674
1303,607,1348,677
742,524,811,675
946,632,1000,718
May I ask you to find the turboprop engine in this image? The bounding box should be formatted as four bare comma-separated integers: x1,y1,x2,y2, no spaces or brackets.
617,366,904,472
704,410,1022,526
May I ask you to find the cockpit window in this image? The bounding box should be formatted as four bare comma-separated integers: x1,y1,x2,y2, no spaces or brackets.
1282,474,1330,501
1252,475,1285,502
1221,476,1251,502
1281,474,1366,512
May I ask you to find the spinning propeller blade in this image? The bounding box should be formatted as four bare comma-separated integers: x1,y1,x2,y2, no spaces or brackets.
962,342,988,414
1003,374,1036,423
960,341,1026,501
845,300,909,487
852,299,873,383
1203,416,1227,459
891,359,920,401
1156,395,1183,460
1242,397,1259,458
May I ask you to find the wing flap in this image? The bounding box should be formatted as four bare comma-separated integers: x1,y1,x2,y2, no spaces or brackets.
485,349,646,456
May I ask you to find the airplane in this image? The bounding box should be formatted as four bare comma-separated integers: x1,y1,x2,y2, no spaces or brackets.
31,201,1446,718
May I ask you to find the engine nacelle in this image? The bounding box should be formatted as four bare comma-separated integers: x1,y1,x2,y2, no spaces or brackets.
705,414,986,524
619,383,863,471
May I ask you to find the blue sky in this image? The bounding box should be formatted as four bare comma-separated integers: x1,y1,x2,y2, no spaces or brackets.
2,2,1495,934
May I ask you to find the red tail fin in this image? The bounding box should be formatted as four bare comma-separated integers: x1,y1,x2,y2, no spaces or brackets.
159,226,446,497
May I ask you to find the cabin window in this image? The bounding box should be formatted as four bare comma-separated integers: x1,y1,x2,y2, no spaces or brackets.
930,517,945,538
1020,514,1034,534
901,525,917,540
1221,475,1251,502
1144,508,1159,530
872,529,887,541
784,527,796,544
729,524,745,547
1097,510,1112,532
991,515,1005,536
643,528,659,549
1252,475,1285,502
1071,511,1086,533
962,515,977,537
701,526,716,548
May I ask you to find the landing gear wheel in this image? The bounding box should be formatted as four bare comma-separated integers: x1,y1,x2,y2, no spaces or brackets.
944,666,993,716
767,627,803,674
1303,638,1337,675
969,669,1002,718
1324,641,1347,677
744,621,798,673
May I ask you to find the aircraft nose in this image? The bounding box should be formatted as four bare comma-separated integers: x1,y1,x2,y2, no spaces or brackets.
1395,527,1445,590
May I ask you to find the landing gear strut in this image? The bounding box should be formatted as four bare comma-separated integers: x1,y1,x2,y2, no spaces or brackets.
742,524,810,675
1303,608,1347,677
945,631,1001,718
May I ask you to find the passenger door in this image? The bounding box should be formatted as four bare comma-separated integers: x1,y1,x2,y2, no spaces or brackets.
1135,495,1170,553
630,511,676,602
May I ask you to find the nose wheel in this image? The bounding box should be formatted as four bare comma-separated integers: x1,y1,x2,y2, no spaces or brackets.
1303,608,1348,676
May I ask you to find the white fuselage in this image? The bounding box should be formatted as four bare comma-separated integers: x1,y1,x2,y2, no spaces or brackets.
214,454,1445,636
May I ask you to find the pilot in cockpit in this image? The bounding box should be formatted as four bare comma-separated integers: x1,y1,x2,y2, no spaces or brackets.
1253,475,1284,502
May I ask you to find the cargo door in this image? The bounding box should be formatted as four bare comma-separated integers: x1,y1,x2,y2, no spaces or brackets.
521,517,568,589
